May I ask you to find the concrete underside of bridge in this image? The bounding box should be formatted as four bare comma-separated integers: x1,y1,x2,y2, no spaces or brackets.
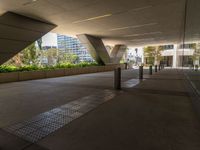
0,0,200,65
0,0,200,149
0,69,200,150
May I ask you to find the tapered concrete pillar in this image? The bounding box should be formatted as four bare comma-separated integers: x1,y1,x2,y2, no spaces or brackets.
77,34,111,65
0,12,56,65
110,45,127,64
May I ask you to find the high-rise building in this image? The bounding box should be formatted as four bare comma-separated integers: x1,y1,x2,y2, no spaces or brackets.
57,35,93,62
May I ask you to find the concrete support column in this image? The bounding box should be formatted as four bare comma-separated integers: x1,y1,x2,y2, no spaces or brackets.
173,44,179,68
110,45,127,64
0,12,56,65
77,34,111,65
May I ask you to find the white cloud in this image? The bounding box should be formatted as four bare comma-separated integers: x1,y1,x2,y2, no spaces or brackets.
42,33,58,47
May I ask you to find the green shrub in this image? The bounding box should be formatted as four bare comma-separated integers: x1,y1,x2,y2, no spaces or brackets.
0,62,99,73
0,65,18,73
18,65,41,72
55,63,75,69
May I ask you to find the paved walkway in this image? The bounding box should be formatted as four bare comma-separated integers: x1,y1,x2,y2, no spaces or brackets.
0,69,200,150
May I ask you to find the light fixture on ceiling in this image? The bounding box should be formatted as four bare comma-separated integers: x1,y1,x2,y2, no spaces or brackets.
114,5,153,16
130,5,153,12
23,0,38,6
129,38,155,42
124,31,162,37
193,33,200,37
109,23,158,31
72,14,112,24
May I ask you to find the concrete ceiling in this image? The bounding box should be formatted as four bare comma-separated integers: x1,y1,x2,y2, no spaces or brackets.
0,0,197,47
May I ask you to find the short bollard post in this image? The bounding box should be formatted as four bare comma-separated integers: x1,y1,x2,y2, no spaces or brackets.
124,63,128,70
155,65,158,72
139,66,143,80
195,65,199,71
149,65,153,75
114,67,121,90
159,65,161,71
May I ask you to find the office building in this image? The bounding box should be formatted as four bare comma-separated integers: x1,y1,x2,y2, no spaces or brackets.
57,35,93,62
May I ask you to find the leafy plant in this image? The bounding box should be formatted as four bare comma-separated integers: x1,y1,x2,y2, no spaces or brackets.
5,42,39,66
0,62,99,73
144,46,164,65
192,43,200,65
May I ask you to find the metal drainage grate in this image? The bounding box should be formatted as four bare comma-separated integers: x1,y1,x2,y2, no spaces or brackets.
3,90,116,143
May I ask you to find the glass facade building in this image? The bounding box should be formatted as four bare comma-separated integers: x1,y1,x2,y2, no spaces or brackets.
57,35,93,62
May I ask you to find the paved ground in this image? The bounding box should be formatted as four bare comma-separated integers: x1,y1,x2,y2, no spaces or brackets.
0,69,145,128
185,70,200,92
0,68,200,150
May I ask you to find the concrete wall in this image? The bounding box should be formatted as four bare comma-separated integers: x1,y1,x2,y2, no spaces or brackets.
0,64,125,84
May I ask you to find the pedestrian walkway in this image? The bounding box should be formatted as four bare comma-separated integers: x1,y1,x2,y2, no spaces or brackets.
0,69,200,150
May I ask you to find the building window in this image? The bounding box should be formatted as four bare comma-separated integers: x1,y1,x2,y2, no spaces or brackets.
161,45,174,50
179,43,195,49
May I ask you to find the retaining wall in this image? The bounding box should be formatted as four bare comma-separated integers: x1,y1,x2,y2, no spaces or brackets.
0,64,125,83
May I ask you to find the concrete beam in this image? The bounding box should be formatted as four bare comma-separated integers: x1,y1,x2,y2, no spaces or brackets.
77,34,111,65
0,12,56,65
110,45,127,64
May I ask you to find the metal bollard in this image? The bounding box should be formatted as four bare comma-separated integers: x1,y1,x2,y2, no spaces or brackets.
139,66,143,79
149,65,153,75
195,65,199,71
162,64,164,70
124,63,128,70
159,65,161,71
155,65,158,72
114,67,121,90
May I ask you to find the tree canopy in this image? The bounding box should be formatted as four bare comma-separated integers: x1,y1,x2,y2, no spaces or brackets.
144,46,164,65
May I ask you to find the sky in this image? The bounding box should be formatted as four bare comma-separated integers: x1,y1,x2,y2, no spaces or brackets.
42,33,58,47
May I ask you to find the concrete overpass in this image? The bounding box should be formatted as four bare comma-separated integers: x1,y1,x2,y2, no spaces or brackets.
0,0,200,150
0,0,200,65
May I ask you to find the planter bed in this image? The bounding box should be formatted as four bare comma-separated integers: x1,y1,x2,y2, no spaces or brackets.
0,64,125,83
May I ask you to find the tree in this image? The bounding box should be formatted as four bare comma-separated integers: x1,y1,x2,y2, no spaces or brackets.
37,38,42,50
58,52,79,64
41,48,58,66
144,46,164,65
21,42,38,65
4,53,22,67
192,43,200,65
4,42,38,66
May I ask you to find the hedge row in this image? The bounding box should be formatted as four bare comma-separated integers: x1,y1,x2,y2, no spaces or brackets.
0,62,99,73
